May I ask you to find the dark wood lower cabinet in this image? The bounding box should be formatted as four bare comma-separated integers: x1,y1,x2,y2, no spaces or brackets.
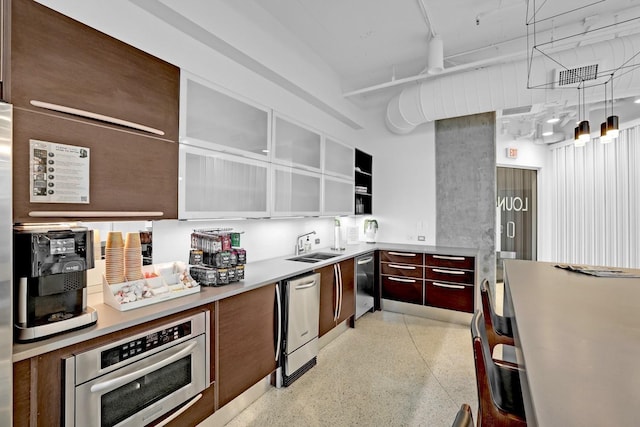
317,259,355,337
380,251,476,313
425,281,474,313
216,284,277,408
381,276,424,304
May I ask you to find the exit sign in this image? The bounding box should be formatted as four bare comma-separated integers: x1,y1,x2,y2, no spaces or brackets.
507,147,518,159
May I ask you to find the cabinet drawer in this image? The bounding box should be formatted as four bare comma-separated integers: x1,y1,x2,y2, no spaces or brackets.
381,276,423,305
425,281,474,313
425,266,474,284
381,262,423,279
380,251,423,265
426,254,474,270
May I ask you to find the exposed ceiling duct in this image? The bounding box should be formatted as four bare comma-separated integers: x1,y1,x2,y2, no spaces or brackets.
385,33,640,134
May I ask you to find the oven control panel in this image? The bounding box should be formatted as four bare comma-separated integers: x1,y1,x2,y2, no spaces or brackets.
101,320,192,369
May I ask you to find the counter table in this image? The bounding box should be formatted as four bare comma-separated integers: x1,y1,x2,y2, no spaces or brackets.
504,259,640,427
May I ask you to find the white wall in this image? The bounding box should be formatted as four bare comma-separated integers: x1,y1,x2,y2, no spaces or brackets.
364,116,437,245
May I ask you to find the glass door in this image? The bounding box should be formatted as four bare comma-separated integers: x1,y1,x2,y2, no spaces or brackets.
496,167,537,282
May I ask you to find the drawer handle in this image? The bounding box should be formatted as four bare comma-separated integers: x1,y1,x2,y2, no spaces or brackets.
433,255,465,261
432,268,464,275
432,282,466,290
389,277,417,283
389,252,417,257
30,100,165,136
388,264,417,270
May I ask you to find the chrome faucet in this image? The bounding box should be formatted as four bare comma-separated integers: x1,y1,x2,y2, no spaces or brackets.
295,231,316,255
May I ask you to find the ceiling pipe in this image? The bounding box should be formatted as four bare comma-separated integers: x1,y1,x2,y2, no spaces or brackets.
385,32,640,134
345,6,640,98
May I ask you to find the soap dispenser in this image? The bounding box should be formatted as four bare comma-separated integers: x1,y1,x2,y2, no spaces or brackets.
304,236,312,253
332,217,345,251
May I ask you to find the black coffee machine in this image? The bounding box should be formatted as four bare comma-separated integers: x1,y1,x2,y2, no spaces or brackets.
14,225,98,341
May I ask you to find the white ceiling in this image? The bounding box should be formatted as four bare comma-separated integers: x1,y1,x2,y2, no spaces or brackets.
252,0,640,140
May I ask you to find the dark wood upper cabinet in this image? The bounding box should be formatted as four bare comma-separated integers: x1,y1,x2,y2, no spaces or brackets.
5,0,180,222
5,0,179,141
12,108,178,223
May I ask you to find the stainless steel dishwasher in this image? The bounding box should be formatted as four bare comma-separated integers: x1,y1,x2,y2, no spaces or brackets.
279,272,321,387
355,253,375,319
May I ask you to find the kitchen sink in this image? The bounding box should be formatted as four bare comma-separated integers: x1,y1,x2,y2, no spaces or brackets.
287,252,339,263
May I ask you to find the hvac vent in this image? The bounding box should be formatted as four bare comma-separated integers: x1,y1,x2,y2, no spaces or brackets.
556,64,599,87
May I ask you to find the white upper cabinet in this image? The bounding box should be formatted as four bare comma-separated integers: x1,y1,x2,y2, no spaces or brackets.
180,72,270,160
323,176,354,216
271,165,321,217
324,137,354,180
272,114,321,171
179,145,270,219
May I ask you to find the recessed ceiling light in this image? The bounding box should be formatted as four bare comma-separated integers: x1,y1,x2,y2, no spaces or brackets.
547,117,560,124
634,98,640,104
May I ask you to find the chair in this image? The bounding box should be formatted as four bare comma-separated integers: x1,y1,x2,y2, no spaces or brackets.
451,403,474,427
471,310,527,427
480,279,515,350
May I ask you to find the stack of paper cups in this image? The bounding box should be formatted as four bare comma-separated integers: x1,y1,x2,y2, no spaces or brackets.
125,232,144,281
105,232,125,284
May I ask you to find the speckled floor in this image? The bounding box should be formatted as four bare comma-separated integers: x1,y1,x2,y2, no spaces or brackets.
224,311,477,426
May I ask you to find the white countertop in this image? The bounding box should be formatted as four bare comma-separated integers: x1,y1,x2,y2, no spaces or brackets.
504,260,640,427
13,242,478,362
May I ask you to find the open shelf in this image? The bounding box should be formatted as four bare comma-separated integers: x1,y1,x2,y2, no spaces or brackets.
355,148,372,215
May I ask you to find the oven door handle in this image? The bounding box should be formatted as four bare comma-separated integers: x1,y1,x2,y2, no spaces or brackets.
90,340,198,394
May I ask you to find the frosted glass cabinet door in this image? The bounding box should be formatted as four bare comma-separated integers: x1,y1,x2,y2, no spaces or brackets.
323,176,354,216
180,72,270,159
179,146,270,219
273,115,321,171
324,138,354,179
272,165,321,216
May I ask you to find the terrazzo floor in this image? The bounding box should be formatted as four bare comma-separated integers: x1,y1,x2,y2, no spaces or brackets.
224,311,477,426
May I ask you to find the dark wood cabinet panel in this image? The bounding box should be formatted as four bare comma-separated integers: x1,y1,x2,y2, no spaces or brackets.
318,264,337,337
317,259,355,336
6,0,179,141
381,262,424,279
12,359,31,427
426,254,475,270
380,251,424,265
337,259,355,324
381,276,423,304
425,280,474,313
12,108,178,222
217,284,277,408
425,266,474,284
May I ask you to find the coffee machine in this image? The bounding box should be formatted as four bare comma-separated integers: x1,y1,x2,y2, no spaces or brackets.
14,225,98,341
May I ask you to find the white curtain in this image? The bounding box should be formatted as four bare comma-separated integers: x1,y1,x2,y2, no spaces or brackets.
542,126,640,268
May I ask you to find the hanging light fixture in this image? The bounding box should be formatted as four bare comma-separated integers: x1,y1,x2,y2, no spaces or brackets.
600,80,612,144
606,78,619,138
606,78,619,139
575,84,590,145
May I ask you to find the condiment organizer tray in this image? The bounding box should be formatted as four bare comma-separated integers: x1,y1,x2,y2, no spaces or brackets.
103,261,200,311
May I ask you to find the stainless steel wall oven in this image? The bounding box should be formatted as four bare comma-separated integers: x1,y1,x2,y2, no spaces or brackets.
63,310,210,427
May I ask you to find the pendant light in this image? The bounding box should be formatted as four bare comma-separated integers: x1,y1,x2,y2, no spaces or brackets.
574,84,589,146
600,81,612,144
606,78,619,139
